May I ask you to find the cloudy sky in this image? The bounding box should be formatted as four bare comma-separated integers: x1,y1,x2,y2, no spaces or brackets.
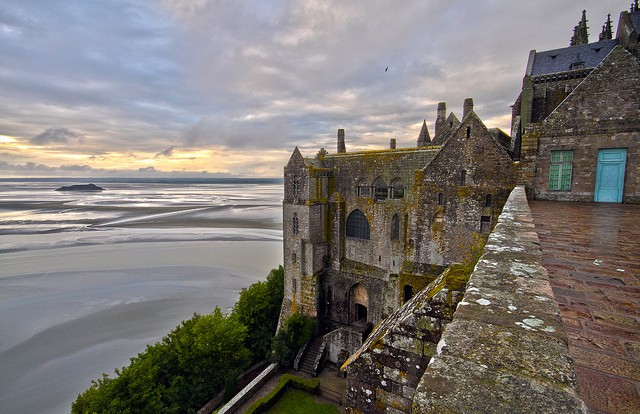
0,0,624,178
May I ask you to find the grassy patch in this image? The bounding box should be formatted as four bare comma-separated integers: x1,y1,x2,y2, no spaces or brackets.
265,389,339,414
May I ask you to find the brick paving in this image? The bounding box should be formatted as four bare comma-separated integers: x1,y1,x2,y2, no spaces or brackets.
530,201,640,414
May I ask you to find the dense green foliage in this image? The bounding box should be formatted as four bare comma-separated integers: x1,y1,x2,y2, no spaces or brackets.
72,267,285,414
232,265,284,362
271,312,316,368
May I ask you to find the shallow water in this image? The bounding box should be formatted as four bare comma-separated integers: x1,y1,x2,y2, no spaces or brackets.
0,180,283,413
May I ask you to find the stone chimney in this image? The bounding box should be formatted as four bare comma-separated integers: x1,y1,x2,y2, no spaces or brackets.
337,129,346,153
435,102,446,136
463,98,474,119
390,138,396,149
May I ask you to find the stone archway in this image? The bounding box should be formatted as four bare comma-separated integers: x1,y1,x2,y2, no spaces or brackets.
349,283,369,324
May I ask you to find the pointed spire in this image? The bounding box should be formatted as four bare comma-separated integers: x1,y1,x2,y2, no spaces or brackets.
599,14,613,41
570,10,589,46
417,119,431,147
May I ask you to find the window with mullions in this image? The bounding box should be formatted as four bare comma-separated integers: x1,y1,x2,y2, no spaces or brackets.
292,213,299,234
346,209,370,240
549,150,573,191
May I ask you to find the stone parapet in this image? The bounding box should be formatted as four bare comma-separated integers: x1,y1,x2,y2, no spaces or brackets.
413,186,587,413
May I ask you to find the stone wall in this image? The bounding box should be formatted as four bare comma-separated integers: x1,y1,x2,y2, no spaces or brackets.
521,46,640,203
413,186,586,413
342,264,467,414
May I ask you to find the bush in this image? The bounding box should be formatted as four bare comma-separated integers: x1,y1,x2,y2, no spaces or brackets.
271,313,315,368
72,266,285,413
232,266,284,362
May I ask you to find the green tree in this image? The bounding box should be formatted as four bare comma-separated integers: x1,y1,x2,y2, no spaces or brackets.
271,312,316,368
232,265,284,362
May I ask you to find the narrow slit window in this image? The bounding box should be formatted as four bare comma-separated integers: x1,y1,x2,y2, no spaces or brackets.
438,192,444,205
460,170,467,186
485,194,492,207
391,214,400,240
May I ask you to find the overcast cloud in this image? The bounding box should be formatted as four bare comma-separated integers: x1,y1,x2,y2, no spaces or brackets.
0,0,625,177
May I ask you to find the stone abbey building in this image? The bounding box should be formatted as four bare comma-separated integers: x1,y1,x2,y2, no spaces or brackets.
277,5,639,413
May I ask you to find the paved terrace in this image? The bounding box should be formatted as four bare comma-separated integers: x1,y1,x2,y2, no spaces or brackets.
530,200,640,414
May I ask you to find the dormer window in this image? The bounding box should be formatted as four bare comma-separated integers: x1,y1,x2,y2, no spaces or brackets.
570,61,585,70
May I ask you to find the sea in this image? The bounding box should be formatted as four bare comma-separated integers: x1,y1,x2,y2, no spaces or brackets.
0,178,284,414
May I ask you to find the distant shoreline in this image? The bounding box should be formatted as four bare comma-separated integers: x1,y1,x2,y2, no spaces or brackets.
0,177,283,184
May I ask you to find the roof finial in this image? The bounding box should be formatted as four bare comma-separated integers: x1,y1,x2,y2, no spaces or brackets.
599,14,613,41
633,0,640,12
570,9,589,46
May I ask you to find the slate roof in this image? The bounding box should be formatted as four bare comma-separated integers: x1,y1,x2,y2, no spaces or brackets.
529,39,618,76
631,10,640,32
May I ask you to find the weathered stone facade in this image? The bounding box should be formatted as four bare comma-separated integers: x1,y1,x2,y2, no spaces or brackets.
280,99,517,413
514,9,640,203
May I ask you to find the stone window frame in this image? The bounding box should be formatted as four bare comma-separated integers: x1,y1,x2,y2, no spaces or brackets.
292,179,300,197
357,179,371,198
480,215,491,233
390,178,405,199
292,213,299,235
372,176,388,201
346,209,371,240
548,150,573,191
391,214,400,240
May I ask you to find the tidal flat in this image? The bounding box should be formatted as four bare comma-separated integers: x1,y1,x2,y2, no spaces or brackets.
0,180,283,413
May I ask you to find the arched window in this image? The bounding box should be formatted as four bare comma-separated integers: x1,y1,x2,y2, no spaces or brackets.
485,194,492,207
391,214,400,240
357,179,370,197
373,177,388,201
292,213,299,234
346,209,370,240
403,285,414,303
390,179,404,199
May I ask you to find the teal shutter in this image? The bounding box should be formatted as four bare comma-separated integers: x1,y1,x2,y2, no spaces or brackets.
549,150,573,191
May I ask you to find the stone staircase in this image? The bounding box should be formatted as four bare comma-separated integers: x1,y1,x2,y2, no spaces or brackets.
298,337,324,377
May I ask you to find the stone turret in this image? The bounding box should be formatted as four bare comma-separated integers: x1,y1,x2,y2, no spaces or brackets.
337,128,346,153
570,10,589,46
463,98,474,119
417,120,431,147
435,102,446,136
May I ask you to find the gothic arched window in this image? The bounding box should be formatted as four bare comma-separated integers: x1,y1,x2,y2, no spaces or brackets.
390,179,404,199
373,177,388,201
346,209,370,240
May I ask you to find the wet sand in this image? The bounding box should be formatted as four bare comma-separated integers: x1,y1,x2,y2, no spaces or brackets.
0,240,283,414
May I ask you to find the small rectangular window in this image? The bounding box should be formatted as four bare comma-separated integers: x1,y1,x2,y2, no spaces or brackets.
549,150,573,191
480,216,491,233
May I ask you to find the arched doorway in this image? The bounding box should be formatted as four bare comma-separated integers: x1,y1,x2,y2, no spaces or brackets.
349,283,369,324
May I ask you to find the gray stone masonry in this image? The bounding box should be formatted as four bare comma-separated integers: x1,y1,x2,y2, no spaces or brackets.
413,186,587,413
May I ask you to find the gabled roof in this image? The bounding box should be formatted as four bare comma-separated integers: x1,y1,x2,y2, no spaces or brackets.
431,112,460,146
528,39,618,76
